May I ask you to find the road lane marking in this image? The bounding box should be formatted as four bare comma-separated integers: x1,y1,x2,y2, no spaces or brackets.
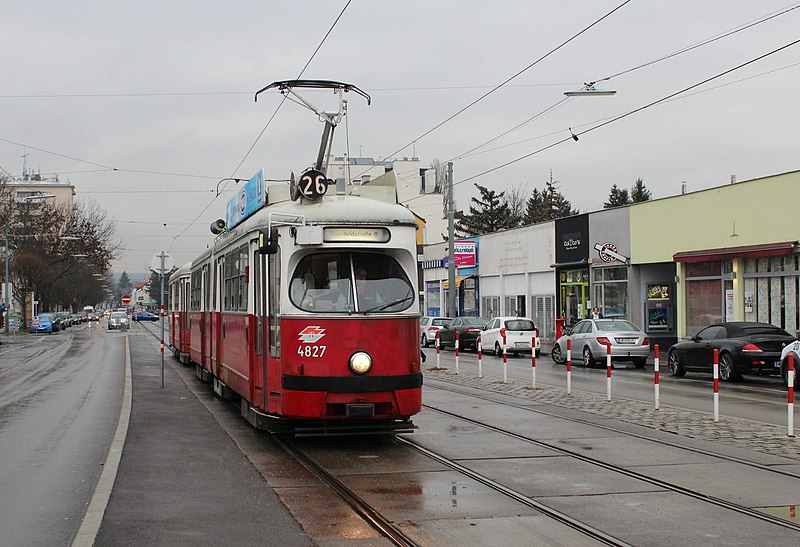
71,333,132,547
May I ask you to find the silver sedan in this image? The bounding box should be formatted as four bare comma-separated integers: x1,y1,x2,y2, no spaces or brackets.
551,319,650,368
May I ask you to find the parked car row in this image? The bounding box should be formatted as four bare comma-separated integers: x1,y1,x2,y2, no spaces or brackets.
425,315,798,388
29,311,87,333
423,315,541,357
27,308,159,334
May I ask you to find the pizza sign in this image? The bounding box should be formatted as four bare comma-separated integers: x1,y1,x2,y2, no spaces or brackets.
594,242,628,263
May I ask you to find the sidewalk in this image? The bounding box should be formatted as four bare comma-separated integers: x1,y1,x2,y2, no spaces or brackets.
93,332,311,546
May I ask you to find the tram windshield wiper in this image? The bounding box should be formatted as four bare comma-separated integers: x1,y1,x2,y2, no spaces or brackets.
361,293,414,314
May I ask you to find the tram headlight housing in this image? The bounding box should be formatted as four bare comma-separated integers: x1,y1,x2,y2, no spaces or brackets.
349,351,372,375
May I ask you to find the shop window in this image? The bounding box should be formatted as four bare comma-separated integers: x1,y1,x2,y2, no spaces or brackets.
592,266,629,319
504,296,517,316
482,296,500,319
743,256,799,335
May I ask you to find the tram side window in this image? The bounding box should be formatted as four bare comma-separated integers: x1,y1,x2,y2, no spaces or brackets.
289,252,413,313
239,245,248,311
202,265,210,311
223,246,248,311
190,269,202,311
223,251,235,311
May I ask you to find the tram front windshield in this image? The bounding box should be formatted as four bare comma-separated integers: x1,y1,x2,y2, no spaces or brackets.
290,252,413,313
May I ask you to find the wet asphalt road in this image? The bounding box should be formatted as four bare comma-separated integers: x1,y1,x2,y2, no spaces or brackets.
0,323,123,547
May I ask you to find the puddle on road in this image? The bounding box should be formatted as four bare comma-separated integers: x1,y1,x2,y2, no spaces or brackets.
757,504,800,523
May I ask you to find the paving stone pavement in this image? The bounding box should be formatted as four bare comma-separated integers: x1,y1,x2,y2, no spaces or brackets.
423,366,800,460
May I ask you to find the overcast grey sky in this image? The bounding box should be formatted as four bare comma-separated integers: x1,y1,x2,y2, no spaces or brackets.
3,1,799,274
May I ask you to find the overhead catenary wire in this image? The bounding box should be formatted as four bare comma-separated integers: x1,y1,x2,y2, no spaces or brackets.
471,60,800,161
404,34,800,210
377,0,633,163
441,2,800,167
443,36,800,195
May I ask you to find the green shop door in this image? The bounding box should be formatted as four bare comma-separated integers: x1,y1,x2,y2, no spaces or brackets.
560,269,589,324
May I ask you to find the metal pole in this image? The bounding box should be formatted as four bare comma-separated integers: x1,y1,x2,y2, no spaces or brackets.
4,225,9,333
160,250,166,388
446,161,456,318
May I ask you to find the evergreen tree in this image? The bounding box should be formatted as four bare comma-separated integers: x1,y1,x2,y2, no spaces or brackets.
454,183,516,237
604,184,631,208
118,271,131,290
148,270,163,304
630,177,652,202
523,172,578,224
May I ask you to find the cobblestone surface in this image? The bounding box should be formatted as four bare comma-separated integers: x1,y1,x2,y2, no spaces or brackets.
424,366,800,460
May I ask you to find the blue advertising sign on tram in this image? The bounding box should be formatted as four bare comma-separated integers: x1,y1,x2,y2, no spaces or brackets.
226,168,265,229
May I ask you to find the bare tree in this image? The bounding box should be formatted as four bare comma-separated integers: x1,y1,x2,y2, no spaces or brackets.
9,198,119,323
504,182,528,228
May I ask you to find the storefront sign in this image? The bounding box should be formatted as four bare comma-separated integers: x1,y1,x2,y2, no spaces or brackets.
725,290,734,321
555,214,589,264
454,239,476,267
594,242,628,263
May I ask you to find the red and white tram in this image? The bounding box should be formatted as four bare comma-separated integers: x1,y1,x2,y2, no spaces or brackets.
168,80,422,434
168,262,191,364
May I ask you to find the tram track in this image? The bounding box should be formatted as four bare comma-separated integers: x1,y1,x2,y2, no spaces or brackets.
274,434,421,547
425,379,800,481
422,380,800,534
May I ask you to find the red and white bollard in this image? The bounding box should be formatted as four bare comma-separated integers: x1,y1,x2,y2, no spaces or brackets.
502,331,508,384
455,331,460,375
654,345,660,410
566,338,572,395
477,335,483,378
788,353,795,438
435,332,441,369
160,304,165,354
531,336,537,389
606,342,612,401
713,348,720,422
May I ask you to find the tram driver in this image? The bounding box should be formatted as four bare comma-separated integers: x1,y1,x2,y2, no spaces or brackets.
354,266,385,309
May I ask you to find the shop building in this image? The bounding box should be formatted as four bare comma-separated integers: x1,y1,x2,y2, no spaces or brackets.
421,238,480,318
630,170,800,339
478,222,557,341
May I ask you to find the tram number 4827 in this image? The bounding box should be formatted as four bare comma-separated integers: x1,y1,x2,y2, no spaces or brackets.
297,345,327,358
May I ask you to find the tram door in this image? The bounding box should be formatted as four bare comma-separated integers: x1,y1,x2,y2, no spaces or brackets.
253,248,267,410
211,257,223,374
266,246,281,413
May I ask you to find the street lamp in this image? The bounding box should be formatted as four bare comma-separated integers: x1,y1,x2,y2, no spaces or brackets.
564,83,616,97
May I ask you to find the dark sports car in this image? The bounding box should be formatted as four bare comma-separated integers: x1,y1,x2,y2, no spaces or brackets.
667,321,795,381
437,317,489,352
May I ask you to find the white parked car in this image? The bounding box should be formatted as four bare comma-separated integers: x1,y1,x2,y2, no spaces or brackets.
482,316,540,357
420,316,451,347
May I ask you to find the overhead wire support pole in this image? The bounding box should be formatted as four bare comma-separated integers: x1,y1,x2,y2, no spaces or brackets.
4,225,8,333
447,162,456,318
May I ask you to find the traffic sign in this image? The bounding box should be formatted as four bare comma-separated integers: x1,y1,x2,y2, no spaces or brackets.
121,295,131,305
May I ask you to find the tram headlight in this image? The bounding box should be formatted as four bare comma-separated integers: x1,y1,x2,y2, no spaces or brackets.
349,352,372,375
